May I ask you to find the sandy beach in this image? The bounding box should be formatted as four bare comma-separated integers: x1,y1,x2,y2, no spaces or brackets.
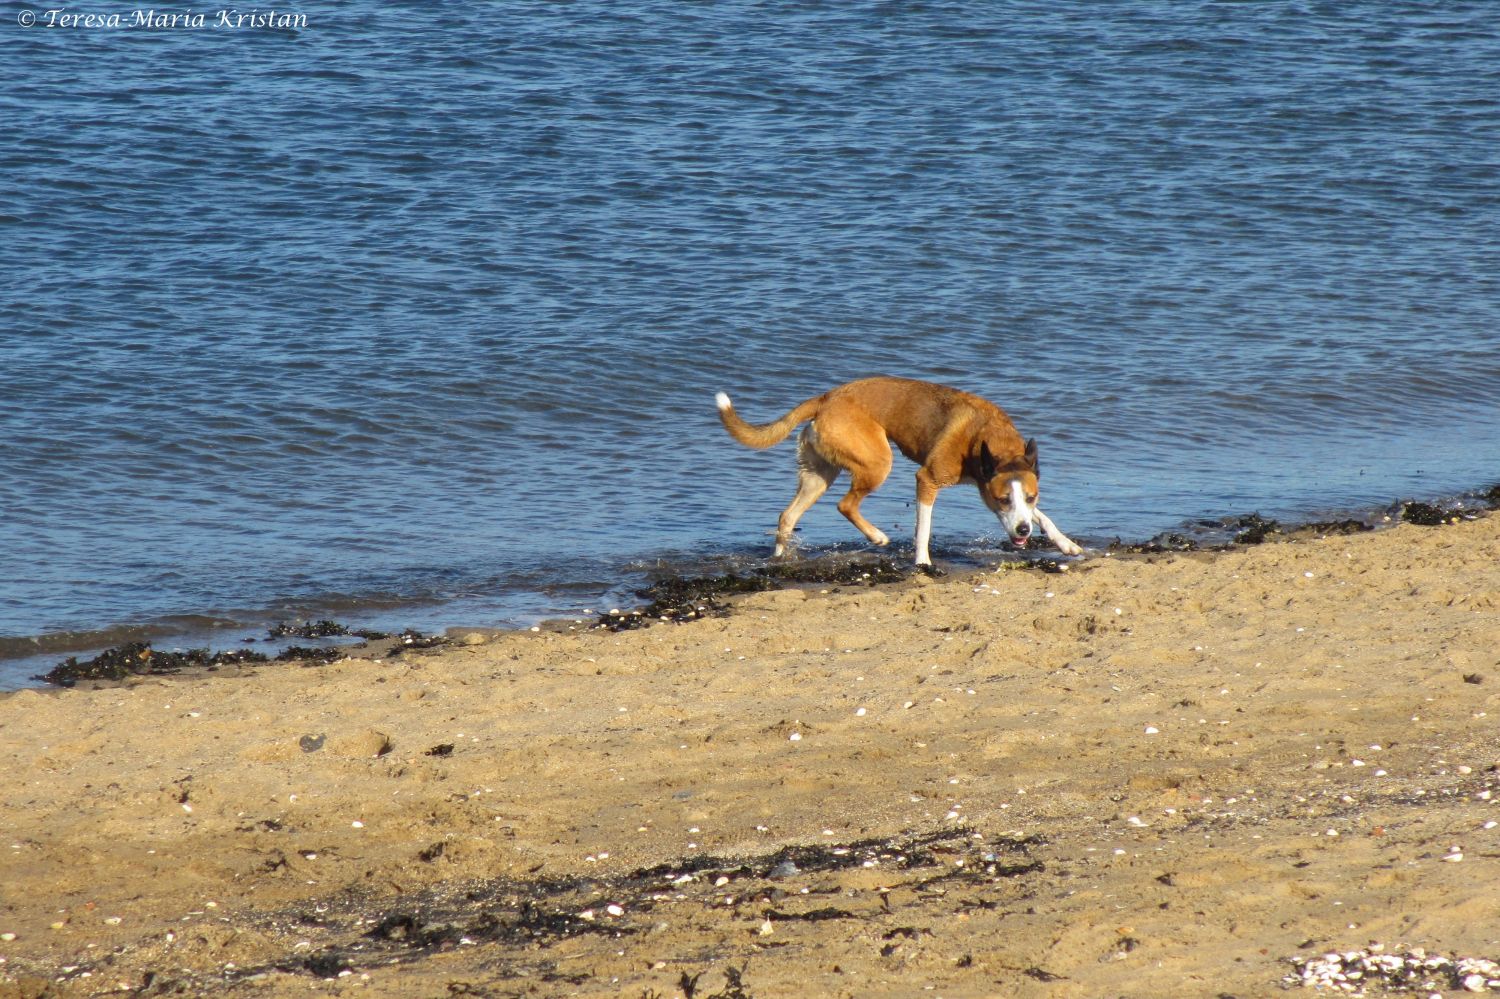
2,513,1498,998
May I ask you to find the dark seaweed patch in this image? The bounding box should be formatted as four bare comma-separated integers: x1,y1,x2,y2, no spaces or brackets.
1121,532,1212,554
598,558,911,632
386,629,451,655
269,620,350,639
1298,518,1374,536
1230,513,1282,545
35,642,271,686
277,645,348,665
629,826,1041,884
38,639,349,687
599,573,776,630
753,558,910,586
1400,500,1451,526
1115,509,1383,553
265,898,626,979
35,621,444,687
179,826,1042,991
266,620,393,646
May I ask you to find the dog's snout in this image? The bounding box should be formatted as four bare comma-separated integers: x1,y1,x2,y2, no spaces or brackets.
1014,522,1032,538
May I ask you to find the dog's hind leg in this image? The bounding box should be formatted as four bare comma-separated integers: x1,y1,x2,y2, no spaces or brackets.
773,427,840,557
834,447,893,548
804,404,893,548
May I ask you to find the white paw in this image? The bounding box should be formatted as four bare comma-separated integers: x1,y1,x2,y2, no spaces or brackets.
869,529,890,546
1060,540,1084,557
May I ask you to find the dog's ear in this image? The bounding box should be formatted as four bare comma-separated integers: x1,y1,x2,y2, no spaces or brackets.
1024,438,1039,473
979,441,999,481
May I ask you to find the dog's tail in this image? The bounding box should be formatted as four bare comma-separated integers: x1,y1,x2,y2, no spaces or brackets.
715,391,822,449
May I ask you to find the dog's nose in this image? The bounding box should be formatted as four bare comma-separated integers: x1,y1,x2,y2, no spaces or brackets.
1015,522,1032,538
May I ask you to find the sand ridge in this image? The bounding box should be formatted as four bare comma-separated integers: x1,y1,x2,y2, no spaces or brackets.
2,515,1498,997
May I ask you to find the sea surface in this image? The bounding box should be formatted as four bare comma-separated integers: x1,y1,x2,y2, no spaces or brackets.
4,3,1498,688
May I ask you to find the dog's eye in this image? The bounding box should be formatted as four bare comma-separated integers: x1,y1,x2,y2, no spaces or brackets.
1027,494,1038,505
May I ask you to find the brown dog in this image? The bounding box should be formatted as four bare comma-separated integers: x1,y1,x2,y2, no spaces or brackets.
715,376,1083,566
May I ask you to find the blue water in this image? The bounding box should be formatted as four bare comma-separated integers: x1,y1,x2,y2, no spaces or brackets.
4,3,1498,686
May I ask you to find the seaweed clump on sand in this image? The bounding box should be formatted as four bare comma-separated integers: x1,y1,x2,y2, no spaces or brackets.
1118,511,1376,553
1118,532,1208,555
1295,518,1374,536
1404,501,1464,525
36,642,274,687
598,558,910,632
1230,513,1282,545
597,573,778,631
269,619,350,639
270,620,396,642
36,623,452,688
38,640,349,688
386,629,451,656
220,826,1038,989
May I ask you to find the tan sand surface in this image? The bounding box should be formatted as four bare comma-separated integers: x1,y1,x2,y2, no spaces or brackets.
2,515,1498,998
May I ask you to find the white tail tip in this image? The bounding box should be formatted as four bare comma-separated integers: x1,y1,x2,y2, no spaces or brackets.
715,392,732,411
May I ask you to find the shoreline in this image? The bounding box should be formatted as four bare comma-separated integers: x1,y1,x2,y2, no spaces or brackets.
2,507,1498,996
16,485,1498,693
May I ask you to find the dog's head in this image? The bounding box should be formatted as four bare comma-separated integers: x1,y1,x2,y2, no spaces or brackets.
977,439,1040,548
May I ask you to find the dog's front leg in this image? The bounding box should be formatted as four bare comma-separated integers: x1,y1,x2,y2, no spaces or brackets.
914,501,935,566
913,471,946,567
1034,508,1084,556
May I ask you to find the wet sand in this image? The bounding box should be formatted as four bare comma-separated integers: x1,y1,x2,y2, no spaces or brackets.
2,514,1498,998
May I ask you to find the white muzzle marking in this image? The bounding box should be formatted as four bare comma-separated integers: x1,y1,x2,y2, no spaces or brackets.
1000,479,1035,546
